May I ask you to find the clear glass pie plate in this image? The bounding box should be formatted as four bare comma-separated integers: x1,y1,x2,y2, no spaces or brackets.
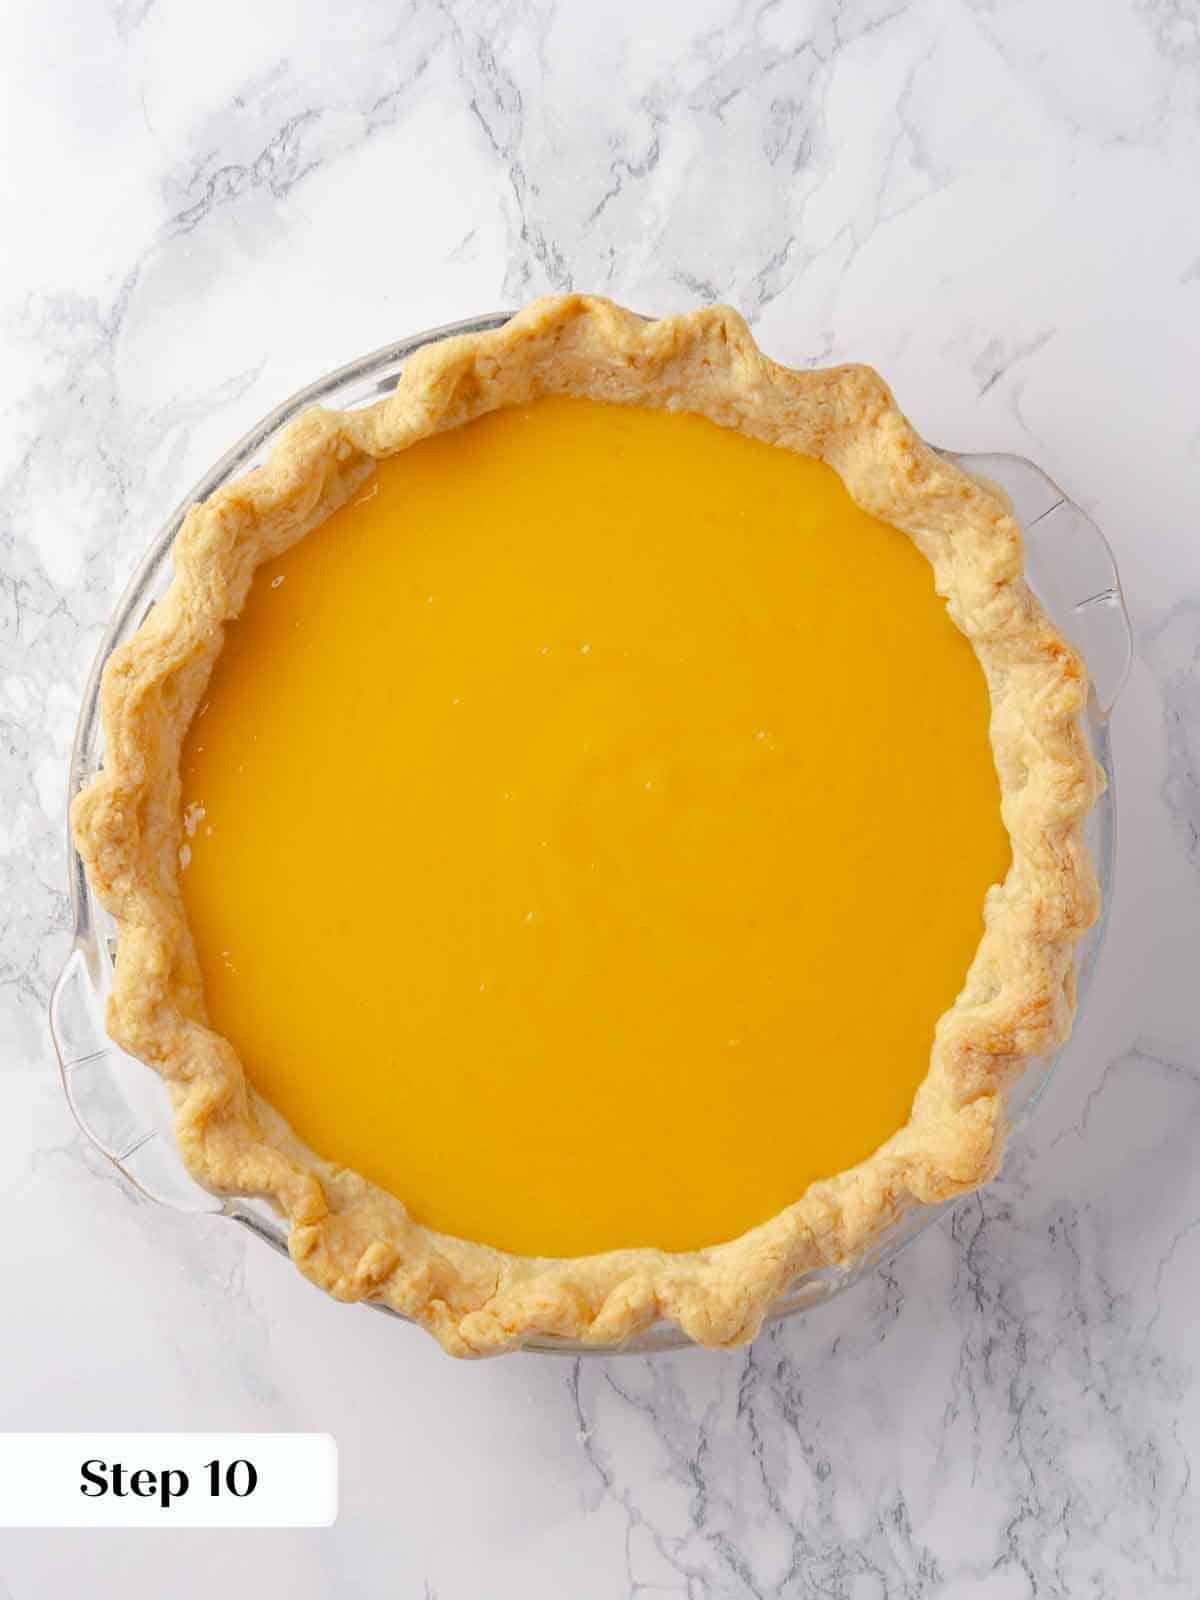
49,313,1132,1355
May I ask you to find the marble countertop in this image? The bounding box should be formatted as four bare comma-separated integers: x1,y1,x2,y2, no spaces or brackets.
4,0,1200,1592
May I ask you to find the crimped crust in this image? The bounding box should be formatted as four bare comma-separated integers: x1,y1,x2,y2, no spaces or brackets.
71,295,1101,1356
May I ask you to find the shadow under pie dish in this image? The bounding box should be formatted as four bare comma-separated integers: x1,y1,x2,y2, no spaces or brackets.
67,295,1106,1357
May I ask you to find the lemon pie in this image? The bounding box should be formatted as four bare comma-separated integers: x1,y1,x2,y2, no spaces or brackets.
72,296,1100,1355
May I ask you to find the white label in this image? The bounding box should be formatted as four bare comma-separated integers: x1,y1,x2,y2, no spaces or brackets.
0,1434,337,1527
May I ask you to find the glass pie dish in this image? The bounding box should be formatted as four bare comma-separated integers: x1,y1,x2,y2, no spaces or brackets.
49,312,1132,1355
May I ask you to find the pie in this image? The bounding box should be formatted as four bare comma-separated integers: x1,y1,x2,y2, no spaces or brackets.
71,295,1101,1356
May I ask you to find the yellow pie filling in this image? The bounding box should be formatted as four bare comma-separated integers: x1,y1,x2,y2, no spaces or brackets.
179,396,1009,1258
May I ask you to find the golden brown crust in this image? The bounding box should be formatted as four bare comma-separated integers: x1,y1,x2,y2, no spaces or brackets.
71,295,1101,1356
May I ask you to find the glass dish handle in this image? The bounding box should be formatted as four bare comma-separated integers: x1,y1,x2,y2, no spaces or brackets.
49,945,222,1215
940,450,1132,716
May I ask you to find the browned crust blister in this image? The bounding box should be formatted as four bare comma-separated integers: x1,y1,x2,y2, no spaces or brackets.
71,295,1102,1356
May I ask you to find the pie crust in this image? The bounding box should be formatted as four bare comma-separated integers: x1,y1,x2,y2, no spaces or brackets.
71,295,1102,1356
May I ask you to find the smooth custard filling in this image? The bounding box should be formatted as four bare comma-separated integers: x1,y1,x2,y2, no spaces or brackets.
179,397,1010,1258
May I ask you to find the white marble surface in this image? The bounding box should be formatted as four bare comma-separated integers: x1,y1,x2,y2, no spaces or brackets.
3,0,1200,1590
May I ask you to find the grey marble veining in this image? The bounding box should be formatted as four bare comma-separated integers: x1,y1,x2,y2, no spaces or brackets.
3,0,1200,1593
